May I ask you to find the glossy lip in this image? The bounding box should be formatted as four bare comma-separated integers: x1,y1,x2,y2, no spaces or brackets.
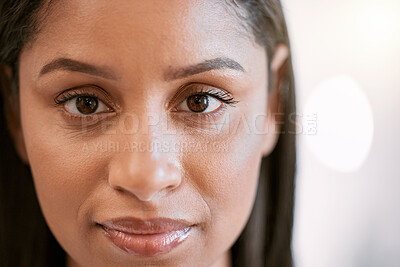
99,217,193,257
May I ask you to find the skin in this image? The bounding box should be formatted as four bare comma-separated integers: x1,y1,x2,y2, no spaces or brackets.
9,0,287,266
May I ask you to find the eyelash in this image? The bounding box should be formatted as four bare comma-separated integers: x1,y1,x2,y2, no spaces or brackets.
53,86,239,118
54,91,101,106
190,88,239,106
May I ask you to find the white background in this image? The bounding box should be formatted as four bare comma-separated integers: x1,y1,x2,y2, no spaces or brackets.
282,0,400,266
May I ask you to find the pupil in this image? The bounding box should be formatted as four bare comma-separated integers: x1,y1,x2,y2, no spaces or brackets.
187,95,209,113
76,96,98,114
194,97,202,104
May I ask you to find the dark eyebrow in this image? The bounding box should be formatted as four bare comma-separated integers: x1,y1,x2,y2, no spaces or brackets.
39,58,117,80
164,57,245,81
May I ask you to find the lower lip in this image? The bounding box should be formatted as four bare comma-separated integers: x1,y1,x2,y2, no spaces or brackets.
101,225,192,257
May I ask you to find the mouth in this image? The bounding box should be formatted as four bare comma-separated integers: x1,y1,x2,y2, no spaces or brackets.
98,217,193,257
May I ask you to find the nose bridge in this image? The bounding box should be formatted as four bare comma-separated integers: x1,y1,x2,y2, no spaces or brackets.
108,127,181,202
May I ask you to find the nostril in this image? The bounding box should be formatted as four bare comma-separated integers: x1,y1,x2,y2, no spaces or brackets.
113,185,124,192
166,184,176,190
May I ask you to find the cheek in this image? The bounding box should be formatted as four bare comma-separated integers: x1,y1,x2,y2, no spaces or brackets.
23,129,112,259
20,93,107,244
182,128,264,253
27,139,102,217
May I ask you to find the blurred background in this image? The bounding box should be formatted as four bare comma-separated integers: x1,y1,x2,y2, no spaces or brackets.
281,0,400,266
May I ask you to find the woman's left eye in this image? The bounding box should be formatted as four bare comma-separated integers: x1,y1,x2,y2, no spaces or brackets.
64,96,110,115
176,94,223,113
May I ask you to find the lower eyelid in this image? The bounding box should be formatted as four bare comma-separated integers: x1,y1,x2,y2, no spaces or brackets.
171,105,228,121
57,105,117,126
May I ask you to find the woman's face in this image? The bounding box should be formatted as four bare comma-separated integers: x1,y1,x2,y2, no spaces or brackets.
17,0,273,266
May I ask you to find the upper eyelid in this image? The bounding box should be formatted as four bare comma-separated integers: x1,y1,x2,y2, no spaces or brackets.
54,84,104,99
167,83,237,108
198,89,237,102
53,85,118,109
54,91,95,104
184,91,238,107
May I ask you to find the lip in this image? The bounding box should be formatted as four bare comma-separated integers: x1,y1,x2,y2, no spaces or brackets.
99,217,193,257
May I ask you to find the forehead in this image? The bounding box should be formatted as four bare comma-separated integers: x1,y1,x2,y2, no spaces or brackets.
24,0,264,81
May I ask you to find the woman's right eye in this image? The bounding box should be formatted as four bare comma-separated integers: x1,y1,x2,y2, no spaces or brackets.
54,85,115,118
63,96,110,115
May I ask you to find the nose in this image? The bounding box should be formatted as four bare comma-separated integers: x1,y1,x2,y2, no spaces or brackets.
108,136,181,202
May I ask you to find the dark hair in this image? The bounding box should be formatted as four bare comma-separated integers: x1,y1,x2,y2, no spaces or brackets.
0,1,296,266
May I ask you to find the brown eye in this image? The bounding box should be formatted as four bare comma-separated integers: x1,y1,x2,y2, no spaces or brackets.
176,93,223,114
187,95,209,113
63,95,109,115
76,96,98,114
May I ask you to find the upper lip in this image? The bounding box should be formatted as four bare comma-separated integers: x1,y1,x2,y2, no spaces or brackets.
98,217,193,235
